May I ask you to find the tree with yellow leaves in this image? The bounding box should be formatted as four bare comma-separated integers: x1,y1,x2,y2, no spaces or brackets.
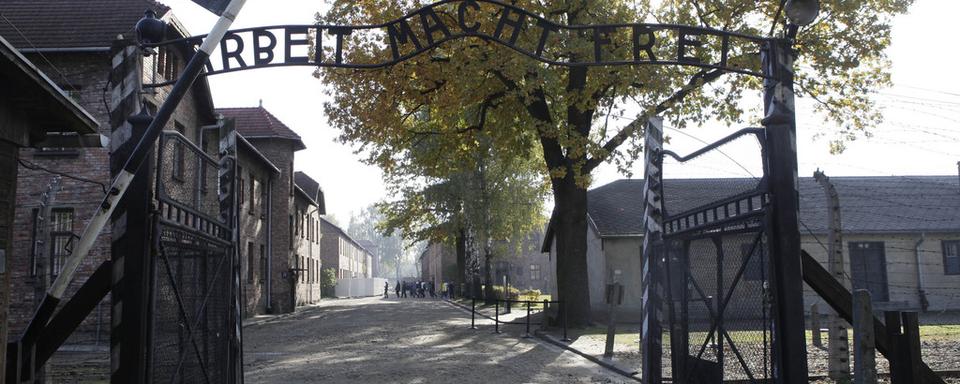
315,0,912,326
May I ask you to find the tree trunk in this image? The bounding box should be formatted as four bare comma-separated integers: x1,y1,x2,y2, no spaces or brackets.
553,174,592,327
456,227,466,287
483,245,493,302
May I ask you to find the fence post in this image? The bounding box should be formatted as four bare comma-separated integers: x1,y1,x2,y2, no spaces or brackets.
470,298,477,330
885,311,903,384
814,170,851,381
901,312,922,384
541,299,549,330
853,290,877,384
811,303,822,348
562,301,570,342
523,301,531,338
494,300,501,334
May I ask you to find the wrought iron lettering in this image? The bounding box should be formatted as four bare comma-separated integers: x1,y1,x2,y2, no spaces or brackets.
145,0,771,87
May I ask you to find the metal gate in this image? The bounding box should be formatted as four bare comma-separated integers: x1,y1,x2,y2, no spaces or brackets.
658,128,775,383
149,127,242,383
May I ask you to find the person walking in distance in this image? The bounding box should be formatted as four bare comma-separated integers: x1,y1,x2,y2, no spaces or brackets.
395,281,401,298
384,281,390,298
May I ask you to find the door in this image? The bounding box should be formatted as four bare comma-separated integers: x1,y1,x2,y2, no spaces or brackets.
849,242,889,302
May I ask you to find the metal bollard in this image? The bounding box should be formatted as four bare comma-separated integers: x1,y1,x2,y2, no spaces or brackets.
494,300,501,334
562,301,570,342
523,301,532,338
541,299,549,330
470,298,477,330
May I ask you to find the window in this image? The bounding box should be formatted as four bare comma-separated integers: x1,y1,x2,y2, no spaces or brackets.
259,245,266,283
157,47,180,80
29,208,40,276
50,209,74,279
289,215,294,250
172,122,186,181
944,240,960,275
247,242,255,283
57,83,82,103
260,180,267,218
849,242,889,302
249,178,256,215
529,264,541,280
237,166,245,208
740,242,766,281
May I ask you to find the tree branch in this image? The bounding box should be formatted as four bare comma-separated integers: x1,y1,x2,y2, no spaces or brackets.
584,68,726,172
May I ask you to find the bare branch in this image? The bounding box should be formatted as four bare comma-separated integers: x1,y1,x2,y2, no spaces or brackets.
584,68,726,172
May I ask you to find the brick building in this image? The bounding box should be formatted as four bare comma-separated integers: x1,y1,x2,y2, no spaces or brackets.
0,33,100,378
320,217,372,280
0,0,219,339
420,242,456,289
218,106,327,314
234,133,279,316
292,171,323,306
356,239,380,278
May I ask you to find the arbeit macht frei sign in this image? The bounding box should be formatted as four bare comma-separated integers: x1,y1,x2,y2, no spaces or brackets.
152,0,769,82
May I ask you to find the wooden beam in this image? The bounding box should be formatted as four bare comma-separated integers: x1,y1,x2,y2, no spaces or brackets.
801,250,945,384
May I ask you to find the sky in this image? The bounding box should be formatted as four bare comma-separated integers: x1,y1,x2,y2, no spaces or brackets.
162,0,960,223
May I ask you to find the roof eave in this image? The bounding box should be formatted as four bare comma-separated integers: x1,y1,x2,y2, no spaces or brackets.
242,136,306,151
0,36,99,135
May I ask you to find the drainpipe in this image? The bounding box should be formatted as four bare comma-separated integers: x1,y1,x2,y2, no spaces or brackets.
915,233,929,312
266,177,273,313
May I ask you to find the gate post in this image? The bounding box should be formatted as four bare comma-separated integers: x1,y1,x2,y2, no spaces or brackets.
640,117,664,384
219,119,243,383
761,38,808,383
108,42,152,384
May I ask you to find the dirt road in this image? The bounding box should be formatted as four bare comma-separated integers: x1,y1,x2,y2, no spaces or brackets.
242,297,629,383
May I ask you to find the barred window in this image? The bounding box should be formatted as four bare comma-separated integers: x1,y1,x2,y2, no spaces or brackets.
259,244,266,283
529,264,541,280
249,178,256,215
157,47,180,80
172,122,186,181
50,209,74,279
247,242,255,283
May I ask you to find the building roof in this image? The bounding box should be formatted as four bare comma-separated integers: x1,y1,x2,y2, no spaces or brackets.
216,107,306,151
543,175,960,250
0,0,170,50
294,171,325,213
0,35,98,140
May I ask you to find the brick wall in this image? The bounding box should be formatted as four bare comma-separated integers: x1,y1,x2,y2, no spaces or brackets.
0,140,19,378
236,144,273,317
10,44,216,341
10,52,113,341
293,192,322,306
244,138,298,313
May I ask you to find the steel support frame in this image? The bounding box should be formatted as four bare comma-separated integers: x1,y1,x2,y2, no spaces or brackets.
640,117,665,384
760,38,808,383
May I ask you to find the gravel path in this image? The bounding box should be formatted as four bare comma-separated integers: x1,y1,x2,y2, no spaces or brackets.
242,297,630,384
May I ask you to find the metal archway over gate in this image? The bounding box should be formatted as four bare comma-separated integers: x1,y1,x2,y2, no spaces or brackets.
11,1,810,384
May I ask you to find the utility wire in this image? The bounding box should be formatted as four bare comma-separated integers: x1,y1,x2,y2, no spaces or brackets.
18,159,108,194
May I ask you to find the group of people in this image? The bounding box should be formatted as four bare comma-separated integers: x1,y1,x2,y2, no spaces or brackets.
383,280,457,299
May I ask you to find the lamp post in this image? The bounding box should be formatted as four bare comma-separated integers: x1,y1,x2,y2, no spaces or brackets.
762,0,819,382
